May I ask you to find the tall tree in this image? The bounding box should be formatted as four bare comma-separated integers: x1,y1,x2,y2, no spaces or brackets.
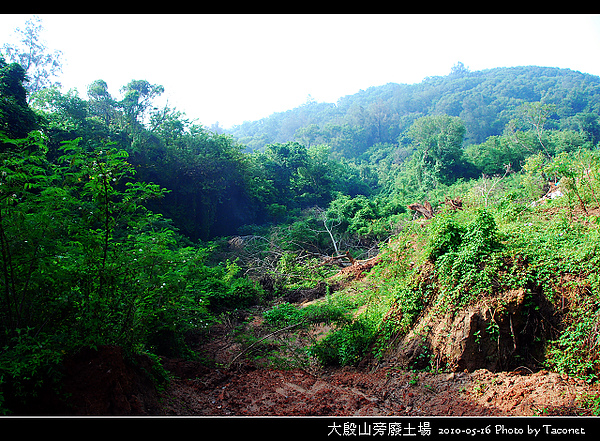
0,55,39,144
450,61,470,77
576,112,600,147
2,15,63,96
87,79,117,128
119,80,164,128
408,114,466,187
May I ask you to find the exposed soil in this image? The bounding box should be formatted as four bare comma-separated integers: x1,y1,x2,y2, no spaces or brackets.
159,361,597,416
24,320,598,417
155,287,599,417
11,252,600,417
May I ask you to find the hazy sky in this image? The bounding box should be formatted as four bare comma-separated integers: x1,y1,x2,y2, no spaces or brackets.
2,14,600,129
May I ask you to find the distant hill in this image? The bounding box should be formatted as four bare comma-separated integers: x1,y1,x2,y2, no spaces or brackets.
225,65,600,157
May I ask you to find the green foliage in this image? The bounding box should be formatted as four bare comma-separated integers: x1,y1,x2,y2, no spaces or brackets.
408,114,467,187
263,302,305,327
227,66,600,154
2,16,63,95
0,55,40,142
308,319,376,366
368,232,431,357
0,130,265,411
3,32,600,410
425,212,465,262
545,307,600,383
0,328,64,412
434,209,503,307
463,135,527,175
207,277,265,312
261,284,388,367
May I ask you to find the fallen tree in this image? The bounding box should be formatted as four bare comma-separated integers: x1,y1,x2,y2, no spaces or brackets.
408,198,463,219
408,201,435,219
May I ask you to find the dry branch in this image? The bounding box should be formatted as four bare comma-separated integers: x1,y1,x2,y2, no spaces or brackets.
444,197,463,211
226,320,307,368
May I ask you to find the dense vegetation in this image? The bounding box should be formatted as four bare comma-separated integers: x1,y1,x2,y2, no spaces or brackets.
229,62,600,153
1,19,600,414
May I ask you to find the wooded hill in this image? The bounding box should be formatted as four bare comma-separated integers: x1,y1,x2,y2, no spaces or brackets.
227,64,600,156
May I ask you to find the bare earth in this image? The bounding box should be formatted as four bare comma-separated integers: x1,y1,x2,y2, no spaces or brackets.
159,358,597,417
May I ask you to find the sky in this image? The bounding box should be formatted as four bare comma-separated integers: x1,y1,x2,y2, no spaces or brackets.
2,14,600,129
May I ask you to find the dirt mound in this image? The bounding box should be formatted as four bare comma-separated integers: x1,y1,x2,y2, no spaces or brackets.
60,345,166,415
383,281,558,373
155,293,597,417
9,345,164,416
336,256,382,282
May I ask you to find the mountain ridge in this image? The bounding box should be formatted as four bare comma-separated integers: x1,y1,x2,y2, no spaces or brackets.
225,65,600,156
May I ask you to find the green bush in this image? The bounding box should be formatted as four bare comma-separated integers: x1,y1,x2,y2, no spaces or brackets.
0,137,248,407
432,209,503,307
227,277,265,309
545,310,600,383
308,319,376,366
0,330,64,414
425,212,464,262
544,275,600,382
302,301,350,324
263,302,305,327
203,276,264,312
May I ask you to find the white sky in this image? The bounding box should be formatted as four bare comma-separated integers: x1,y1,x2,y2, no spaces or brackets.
2,14,600,129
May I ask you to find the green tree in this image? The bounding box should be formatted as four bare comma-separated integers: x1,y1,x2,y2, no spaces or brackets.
450,61,470,77
0,56,39,144
130,121,252,240
118,80,164,135
261,142,310,207
408,114,466,188
575,112,600,147
29,87,88,133
0,131,246,409
321,123,367,159
463,135,525,175
294,124,321,148
87,79,118,128
292,144,338,207
508,102,557,158
1,15,63,96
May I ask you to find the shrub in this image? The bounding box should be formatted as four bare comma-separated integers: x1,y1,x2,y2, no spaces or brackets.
308,319,376,366
545,305,600,383
263,302,305,327
205,277,264,312
425,212,464,262
434,209,503,307
0,330,64,414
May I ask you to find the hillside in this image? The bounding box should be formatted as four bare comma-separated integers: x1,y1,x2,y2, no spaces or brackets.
3,49,600,420
226,65,600,156
22,199,600,418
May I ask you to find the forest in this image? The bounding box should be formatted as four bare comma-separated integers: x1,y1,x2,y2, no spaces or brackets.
1,18,600,416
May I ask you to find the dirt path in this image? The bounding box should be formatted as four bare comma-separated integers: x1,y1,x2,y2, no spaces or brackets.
159,359,598,416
